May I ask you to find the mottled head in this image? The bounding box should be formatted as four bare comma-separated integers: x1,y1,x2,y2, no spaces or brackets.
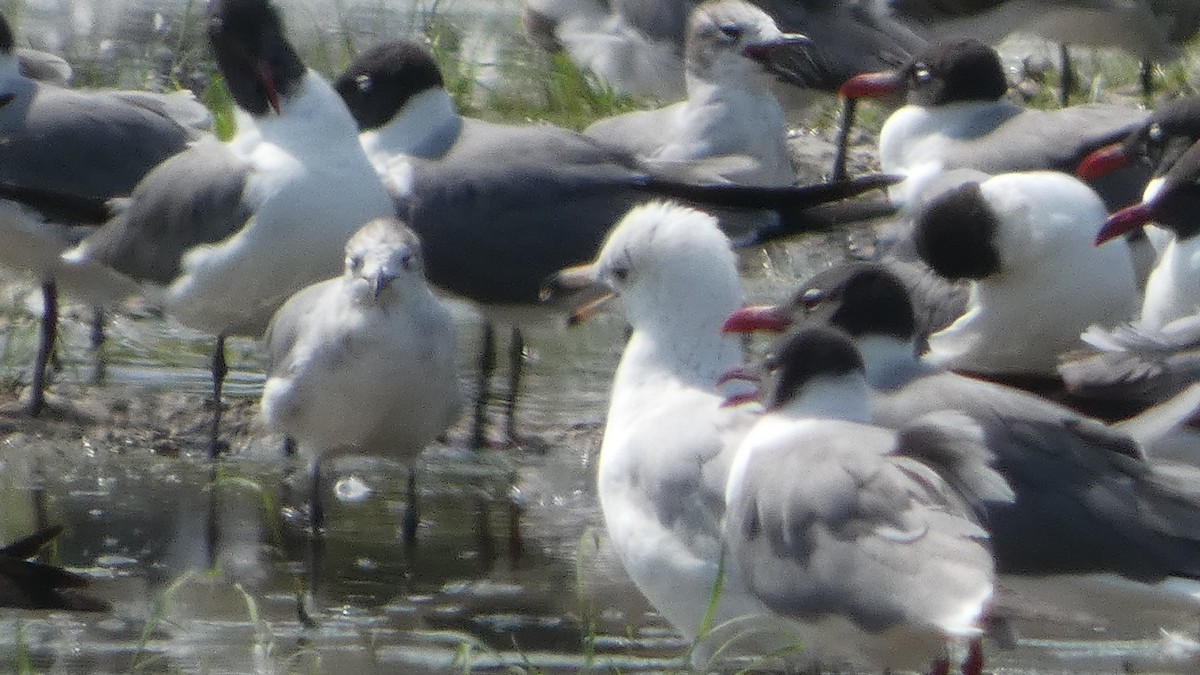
335,40,445,132
685,0,810,84
343,217,427,302
207,0,306,116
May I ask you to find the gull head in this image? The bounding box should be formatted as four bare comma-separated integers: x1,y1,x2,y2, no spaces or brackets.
686,0,810,86
343,217,426,304
207,0,306,117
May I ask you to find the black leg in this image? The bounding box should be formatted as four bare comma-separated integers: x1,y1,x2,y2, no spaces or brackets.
28,280,57,417
89,307,106,385
831,97,857,183
403,470,418,546
299,456,323,628
283,436,296,457
310,457,325,535
1140,59,1154,106
206,459,219,571
504,327,525,448
1058,42,1074,108
471,322,496,449
207,333,228,458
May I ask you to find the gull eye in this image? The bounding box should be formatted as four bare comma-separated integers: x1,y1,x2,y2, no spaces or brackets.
800,288,823,311
1147,123,1164,143
399,252,414,270
355,73,372,93
719,24,743,40
610,265,629,283
347,255,363,273
912,64,932,83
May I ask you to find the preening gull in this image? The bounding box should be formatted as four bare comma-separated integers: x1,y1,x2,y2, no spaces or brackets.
63,0,394,454
261,216,462,544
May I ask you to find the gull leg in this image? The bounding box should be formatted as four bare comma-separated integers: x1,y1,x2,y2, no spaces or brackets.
403,469,419,545
28,280,57,417
471,322,496,448
1058,43,1074,107
504,327,525,448
89,307,106,385
207,333,228,458
831,97,857,182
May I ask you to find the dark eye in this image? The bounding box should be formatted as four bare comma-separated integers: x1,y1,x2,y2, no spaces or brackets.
611,265,629,283
719,24,743,40
348,255,363,272
354,74,372,93
800,288,823,311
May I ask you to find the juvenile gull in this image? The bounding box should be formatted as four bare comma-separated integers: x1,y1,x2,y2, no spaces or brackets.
261,217,462,544
582,0,807,186
724,324,1004,673
0,11,206,416
335,39,896,447
64,0,394,453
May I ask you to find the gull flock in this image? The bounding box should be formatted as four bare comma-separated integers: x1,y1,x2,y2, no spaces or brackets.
2,0,1200,672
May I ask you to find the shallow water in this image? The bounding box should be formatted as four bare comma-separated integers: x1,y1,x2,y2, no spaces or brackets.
0,0,1199,672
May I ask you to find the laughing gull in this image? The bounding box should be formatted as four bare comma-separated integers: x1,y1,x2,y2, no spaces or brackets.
582,0,808,187
838,38,1150,213
724,324,1003,673
909,172,1139,379
1060,140,1200,410
724,263,1200,593
887,0,1200,103
261,217,462,545
0,11,209,417
63,0,395,454
335,39,897,447
0,524,108,611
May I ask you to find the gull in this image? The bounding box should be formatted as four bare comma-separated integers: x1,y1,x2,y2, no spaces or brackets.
724,323,1005,673
521,0,689,100
1060,139,1200,414
908,172,1139,379
261,217,462,545
335,38,897,447
0,11,208,416
724,262,1200,591
541,201,776,656
838,38,1150,214
887,0,1200,104
582,0,808,189
63,0,395,455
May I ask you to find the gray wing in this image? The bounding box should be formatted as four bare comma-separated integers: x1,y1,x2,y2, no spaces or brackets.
611,0,694,43
72,137,254,284
0,83,196,210
935,104,1151,211
874,372,1200,580
262,279,340,377
725,419,993,633
758,0,928,91
402,119,650,305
